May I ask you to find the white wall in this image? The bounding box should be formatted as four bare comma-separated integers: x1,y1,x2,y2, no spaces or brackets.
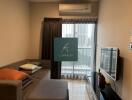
30,3,59,58
97,0,132,99
30,2,99,58
0,0,30,67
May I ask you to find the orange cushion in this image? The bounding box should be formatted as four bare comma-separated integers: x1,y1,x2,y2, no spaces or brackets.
0,68,29,80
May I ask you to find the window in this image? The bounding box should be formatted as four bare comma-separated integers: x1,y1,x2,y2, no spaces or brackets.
61,23,96,79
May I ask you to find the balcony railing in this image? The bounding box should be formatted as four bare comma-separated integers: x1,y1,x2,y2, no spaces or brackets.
61,48,93,79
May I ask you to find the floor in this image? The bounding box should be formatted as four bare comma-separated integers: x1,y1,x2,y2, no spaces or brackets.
67,80,90,100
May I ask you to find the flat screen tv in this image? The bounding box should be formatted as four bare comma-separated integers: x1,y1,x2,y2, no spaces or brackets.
100,47,120,81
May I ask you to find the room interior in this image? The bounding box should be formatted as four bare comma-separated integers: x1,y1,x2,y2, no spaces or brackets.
0,0,132,100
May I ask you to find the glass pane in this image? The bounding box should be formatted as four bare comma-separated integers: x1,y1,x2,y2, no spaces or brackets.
62,24,74,37
61,23,95,79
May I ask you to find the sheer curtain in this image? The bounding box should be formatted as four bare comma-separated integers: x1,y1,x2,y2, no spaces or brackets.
61,19,96,80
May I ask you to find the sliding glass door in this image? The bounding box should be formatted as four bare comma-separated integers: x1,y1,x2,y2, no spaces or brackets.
61,23,96,80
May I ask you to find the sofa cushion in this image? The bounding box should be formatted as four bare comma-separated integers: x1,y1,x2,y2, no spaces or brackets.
19,64,39,70
0,68,29,80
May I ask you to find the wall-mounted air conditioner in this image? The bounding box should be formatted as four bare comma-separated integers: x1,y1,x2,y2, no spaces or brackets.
59,4,92,15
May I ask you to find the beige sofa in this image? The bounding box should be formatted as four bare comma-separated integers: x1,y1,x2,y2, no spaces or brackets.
0,79,69,100
0,60,69,100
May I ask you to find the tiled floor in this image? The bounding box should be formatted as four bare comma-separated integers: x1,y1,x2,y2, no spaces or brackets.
67,80,90,100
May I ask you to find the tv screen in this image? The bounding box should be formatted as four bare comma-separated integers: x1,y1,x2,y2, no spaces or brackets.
100,48,119,80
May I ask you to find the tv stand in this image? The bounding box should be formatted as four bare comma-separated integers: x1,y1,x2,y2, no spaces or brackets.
91,72,122,100
100,84,121,100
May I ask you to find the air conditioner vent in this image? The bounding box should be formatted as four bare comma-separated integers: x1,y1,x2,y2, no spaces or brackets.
59,4,92,15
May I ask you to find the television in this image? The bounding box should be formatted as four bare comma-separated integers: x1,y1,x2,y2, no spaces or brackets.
100,47,120,81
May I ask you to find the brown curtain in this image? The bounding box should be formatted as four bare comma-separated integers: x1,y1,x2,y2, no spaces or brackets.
41,18,62,59
41,18,62,79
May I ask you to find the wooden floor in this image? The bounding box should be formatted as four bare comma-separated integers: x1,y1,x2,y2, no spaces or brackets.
66,80,90,100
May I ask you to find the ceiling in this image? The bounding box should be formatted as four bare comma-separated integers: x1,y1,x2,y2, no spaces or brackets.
29,0,98,3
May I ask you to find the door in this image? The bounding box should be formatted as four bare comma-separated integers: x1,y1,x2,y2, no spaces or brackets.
61,23,96,80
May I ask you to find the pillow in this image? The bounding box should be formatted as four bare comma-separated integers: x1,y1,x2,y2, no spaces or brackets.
0,68,29,80
19,64,38,70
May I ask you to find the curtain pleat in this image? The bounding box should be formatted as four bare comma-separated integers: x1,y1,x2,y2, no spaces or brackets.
62,17,97,24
